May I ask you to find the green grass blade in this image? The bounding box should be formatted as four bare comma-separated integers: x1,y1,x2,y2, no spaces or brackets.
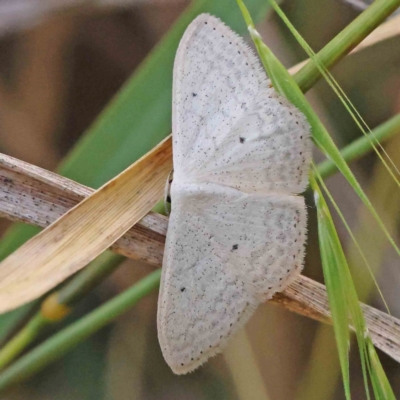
271,0,400,188
240,0,400,261
314,166,390,313
312,174,370,399
317,113,400,180
237,1,396,397
311,175,351,399
368,339,397,399
312,171,396,399
238,0,355,394
293,0,400,93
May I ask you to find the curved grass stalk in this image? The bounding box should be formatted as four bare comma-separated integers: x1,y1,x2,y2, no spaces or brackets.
273,2,400,183
298,137,400,400
0,252,123,370
0,270,161,392
311,174,396,400
289,13,400,75
238,0,399,397
292,0,400,92
246,0,400,262
312,164,390,313
317,114,400,179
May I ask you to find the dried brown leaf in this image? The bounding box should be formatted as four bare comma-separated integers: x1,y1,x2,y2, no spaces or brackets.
0,136,172,313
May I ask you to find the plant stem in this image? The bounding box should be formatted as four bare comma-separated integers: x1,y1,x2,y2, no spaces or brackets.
0,270,161,392
0,314,46,371
58,252,124,306
293,0,400,92
318,113,400,179
0,252,123,370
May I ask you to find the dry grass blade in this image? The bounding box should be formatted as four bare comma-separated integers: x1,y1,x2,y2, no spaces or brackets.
0,136,172,313
0,150,399,363
274,277,400,363
289,13,400,75
0,152,168,266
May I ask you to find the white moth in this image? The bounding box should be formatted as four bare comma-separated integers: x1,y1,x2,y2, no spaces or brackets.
157,14,311,374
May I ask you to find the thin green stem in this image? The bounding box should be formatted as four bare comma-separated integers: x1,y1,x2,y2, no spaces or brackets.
265,0,400,261
58,252,124,306
0,315,46,371
0,270,161,392
311,169,396,400
293,0,400,92
318,113,400,179
0,252,124,370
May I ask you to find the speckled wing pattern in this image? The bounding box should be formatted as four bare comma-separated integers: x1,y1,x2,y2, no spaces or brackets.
157,14,311,374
